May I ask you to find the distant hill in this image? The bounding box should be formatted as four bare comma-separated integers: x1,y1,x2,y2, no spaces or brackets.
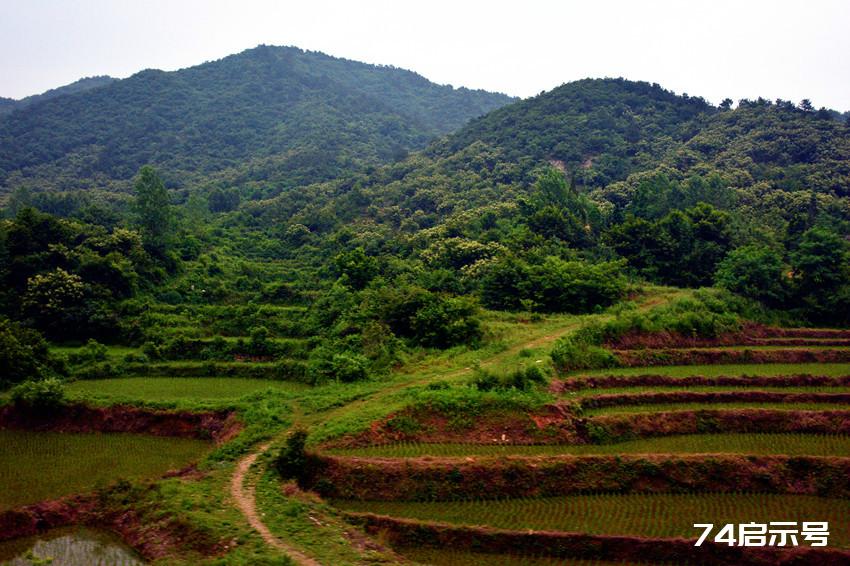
0,76,115,117
253,78,850,236
0,46,513,195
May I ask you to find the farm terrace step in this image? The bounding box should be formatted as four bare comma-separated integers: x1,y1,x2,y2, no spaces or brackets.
613,348,850,367
576,390,850,409
586,408,850,442
323,434,850,458
552,374,850,392
345,511,850,565
0,402,240,442
305,453,850,500
603,324,850,350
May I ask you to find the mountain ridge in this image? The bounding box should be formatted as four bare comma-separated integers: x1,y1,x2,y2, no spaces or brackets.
0,45,514,196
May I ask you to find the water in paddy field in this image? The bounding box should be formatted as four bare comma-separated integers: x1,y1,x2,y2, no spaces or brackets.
0,527,144,565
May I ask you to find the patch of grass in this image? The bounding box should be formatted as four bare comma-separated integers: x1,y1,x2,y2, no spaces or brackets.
325,433,850,458
335,493,850,547
0,430,210,510
66,377,308,402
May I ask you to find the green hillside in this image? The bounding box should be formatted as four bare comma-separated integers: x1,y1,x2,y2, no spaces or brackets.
0,45,513,196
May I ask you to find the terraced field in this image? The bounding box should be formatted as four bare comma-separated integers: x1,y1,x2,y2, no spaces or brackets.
327,433,850,457
337,493,850,547
321,325,850,564
0,430,210,509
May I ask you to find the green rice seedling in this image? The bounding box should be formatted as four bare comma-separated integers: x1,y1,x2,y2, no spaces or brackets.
324,433,850,458
0,430,210,510
334,493,850,547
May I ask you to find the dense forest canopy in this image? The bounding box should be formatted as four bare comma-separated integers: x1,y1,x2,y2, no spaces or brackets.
0,45,513,197
1,52,849,389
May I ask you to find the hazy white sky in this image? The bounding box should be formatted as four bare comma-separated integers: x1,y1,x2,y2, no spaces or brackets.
2,0,849,110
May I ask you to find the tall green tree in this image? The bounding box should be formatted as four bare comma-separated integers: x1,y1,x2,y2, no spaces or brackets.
133,166,172,256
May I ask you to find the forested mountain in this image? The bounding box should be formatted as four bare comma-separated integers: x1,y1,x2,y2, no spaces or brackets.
0,45,513,196
256,79,850,235
0,97,15,115
0,76,115,117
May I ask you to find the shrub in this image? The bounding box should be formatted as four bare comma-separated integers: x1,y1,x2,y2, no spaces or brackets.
67,339,108,366
471,365,549,391
10,378,66,411
550,339,619,373
480,256,628,314
0,319,60,389
715,245,788,305
275,429,311,484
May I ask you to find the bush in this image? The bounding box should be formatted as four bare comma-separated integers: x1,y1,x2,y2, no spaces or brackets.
471,365,549,391
550,339,619,373
715,245,788,305
67,339,108,366
480,256,628,313
275,429,312,484
0,319,61,389
10,378,66,411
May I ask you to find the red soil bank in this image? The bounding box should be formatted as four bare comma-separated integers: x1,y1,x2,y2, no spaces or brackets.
308,453,850,501
328,405,850,450
347,512,850,566
605,323,850,350
323,404,583,449
589,409,850,442
614,348,850,367
552,374,850,392
0,403,240,442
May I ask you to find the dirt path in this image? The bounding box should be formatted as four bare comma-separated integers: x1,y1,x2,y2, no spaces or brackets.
229,288,683,561
230,444,323,566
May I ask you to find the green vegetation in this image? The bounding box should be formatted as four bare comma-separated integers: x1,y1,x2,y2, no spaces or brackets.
66,377,307,402
326,433,850,458
334,493,850,547
0,45,512,195
584,402,850,416
573,363,850,378
0,430,209,509
1,46,849,564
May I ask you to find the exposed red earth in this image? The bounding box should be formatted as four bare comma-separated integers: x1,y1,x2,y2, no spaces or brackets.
0,402,241,442
605,324,850,350
325,405,850,448
306,453,850,500
614,348,850,367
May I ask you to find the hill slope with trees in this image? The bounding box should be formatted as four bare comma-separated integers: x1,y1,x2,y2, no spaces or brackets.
0,45,513,196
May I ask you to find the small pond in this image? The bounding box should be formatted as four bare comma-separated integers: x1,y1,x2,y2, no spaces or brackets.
0,526,144,565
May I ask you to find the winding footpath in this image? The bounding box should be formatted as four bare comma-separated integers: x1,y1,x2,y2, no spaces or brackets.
227,289,681,563
230,443,323,566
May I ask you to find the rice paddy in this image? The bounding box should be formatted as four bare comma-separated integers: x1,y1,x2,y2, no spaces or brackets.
583,402,850,416
325,433,850,458
335,493,850,547
572,363,850,378
0,430,210,510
